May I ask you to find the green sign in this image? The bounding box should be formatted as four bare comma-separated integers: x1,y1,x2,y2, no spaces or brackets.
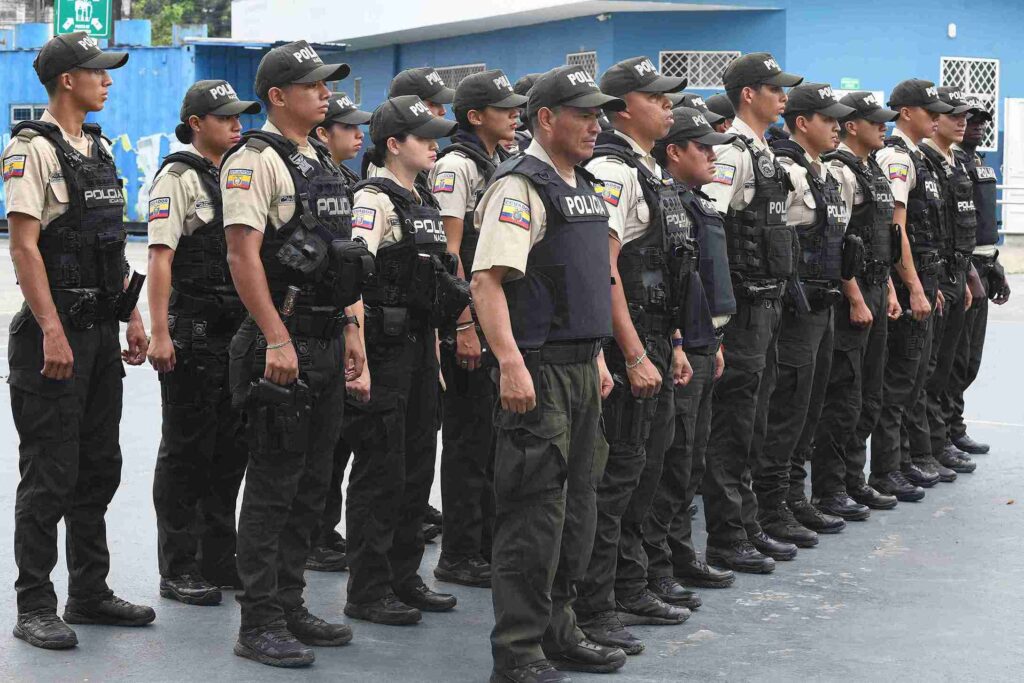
54,0,112,39
840,77,861,90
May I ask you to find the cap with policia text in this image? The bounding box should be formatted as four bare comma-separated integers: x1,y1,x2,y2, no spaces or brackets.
705,93,735,120
661,107,737,147
784,82,856,118
255,40,350,99
887,79,953,113
369,95,458,144
673,92,724,124
454,69,528,113
514,73,543,96
33,31,128,84
180,80,261,121
389,67,455,104
527,65,626,118
723,52,803,90
323,92,372,125
838,91,898,124
936,86,975,115
599,56,687,97
963,95,993,122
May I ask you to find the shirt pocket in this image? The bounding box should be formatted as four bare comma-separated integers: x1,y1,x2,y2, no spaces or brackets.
636,196,650,224
48,174,70,206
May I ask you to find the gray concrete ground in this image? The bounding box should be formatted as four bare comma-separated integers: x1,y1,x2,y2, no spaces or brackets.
0,241,1021,682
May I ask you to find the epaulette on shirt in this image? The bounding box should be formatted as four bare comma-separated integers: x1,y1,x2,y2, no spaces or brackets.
729,135,752,152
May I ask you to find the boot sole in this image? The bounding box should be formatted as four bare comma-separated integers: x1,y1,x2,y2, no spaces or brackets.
852,497,898,510
800,524,845,535
616,610,690,626
581,631,645,656
818,508,871,521
63,611,155,627
233,641,314,667
653,594,702,610
433,567,492,588
707,556,775,574
13,624,77,650
159,588,222,606
550,657,627,673
343,604,421,625
674,574,736,589
304,560,348,572
952,442,988,455
292,631,353,647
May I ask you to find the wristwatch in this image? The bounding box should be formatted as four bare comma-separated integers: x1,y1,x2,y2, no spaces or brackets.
342,314,359,328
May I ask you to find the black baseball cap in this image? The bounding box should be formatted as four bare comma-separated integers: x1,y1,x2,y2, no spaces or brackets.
454,69,527,113
936,86,974,115
527,65,626,118
705,93,735,120
599,56,687,97
323,92,372,125
370,95,458,144
838,91,898,124
514,73,543,96
964,95,993,122
33,31,128,84
180,80,260,121
784,82,856,118
888,79,953,113
255,41,349,99
389,67,455,104
661,107,737,147
722,52,802,90
673,92,724,124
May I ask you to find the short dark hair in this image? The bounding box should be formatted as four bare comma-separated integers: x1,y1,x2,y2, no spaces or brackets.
454,107,474,130
651,138,690,168
43,76,60,96
366,131,409,166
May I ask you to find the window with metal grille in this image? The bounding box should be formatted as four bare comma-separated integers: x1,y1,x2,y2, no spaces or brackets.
10,104,46,128
566,51,598,78
659,51,740,90
940,56,999,151
435,63,486,89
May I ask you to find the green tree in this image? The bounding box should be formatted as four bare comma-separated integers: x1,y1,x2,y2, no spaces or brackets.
133,0,231,45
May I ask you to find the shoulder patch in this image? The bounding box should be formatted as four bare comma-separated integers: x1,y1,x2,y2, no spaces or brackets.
148,197,171,221
594,180,623,207
712,163,736,186
498,197,531,230
433,171,456,193
976,166,996,180
225,168,253,190
352,207,376,230
3,155,26,180
888,163,909,182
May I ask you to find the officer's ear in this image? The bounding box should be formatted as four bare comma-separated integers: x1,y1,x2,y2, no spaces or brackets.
314,125,329,144
536,106,558,135
385,135,403,157
466,108,485,127
740,85,757,108
266,86,287,109
188,114,203,135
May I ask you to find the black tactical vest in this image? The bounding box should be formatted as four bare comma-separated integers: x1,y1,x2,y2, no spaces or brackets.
156,151,233,297
920,143,976,257
882,136,944,265
591,132,698,336
436,131,509,276
683,187,736,317
824,149,895,278
721,136,795,281
772,140,845,282
957,148,998,246
14,121,126,294
226,130,357,308
492,154,613,349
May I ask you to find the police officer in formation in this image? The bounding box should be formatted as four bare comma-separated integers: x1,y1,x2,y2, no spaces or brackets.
705,92,735,133
429,69,525,588
4,32,153,650
148,80,260,605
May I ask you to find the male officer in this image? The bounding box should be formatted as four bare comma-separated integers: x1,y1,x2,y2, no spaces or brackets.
575,56,695,655
948,99,1010,454
471,65,626,681
148,80,261,604
431,69,526,588
699,52,803,573
305,90,372,572
752,84,854,546
222,41,367,667
674,93,726,129
645,108,737,594
813,92,902,514
3,32,153,650
870,79,951,501
705,93,735,133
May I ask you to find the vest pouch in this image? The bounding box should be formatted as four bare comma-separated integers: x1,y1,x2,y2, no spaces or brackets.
405,254,438,311
326,238,375,308
841,234,866,281
276,222,329,279
765,226,794,278
98,228,127,292
364,305,409,342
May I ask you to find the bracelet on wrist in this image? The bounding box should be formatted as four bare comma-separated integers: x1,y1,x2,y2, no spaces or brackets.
456,322,475,332
266,338,292,351
625,349,647,369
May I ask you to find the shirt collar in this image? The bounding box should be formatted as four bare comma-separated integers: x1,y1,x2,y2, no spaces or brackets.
526,139,577,186
612,129,659,174
893,126,920,154
921,138,954,164
263,120,313,157
729,116,766,151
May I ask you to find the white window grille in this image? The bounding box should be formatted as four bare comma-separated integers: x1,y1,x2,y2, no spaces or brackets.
659,51,740,90
435,63,486,89
940,56,999,151
566,51,598,78
9,104,46,128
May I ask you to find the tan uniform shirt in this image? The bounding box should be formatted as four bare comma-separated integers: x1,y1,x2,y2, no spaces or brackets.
779,146,846,229
351,167,418,256
147,145,217,250
701,116,787,212
585,130,661,244
874,127,918,206
429,147,495,225
221,120,318,234
2,109,111,229
827,142,865,221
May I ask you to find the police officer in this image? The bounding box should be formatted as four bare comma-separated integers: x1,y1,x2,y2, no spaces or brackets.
869,79,952,501
645,109,737,594
148,80,261,605
812,92,902,514
223,41,366,666
430,70,526,588
948,98,1010,454
513,73,543,151
471,65,625,681
915,87,978,477
699,52,803,573
705,93,735,133
751,84,855,546
3,32,153,650
342,96,461,625
305,90,372,573
575,56,694,654
674,93,726,130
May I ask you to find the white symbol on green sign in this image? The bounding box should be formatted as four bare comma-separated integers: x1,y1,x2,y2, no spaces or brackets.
54,0,112,39
840,77,861,90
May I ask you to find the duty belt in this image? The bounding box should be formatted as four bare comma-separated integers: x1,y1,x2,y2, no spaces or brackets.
861,260,891,286
256,306,345,340
945,251,971,275
913,251,942,276
631,307,676,337
169,289,245,333
802,281,843,311
521,339,602,365
52,288,118,330
735,280,786,302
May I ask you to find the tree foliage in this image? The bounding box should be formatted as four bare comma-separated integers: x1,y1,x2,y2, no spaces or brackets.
132,0,231,45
